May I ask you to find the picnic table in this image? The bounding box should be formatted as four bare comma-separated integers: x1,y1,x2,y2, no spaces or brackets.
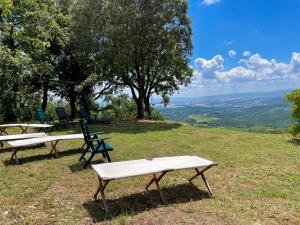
0,124,53,135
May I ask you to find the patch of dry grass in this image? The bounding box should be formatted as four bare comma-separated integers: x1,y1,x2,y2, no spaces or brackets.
0,121,299,224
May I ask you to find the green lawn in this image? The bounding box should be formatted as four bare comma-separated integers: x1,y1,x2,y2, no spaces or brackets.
0,121,299,224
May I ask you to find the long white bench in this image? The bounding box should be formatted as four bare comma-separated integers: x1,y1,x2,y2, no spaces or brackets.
0,133,47,148
8,134,85,164
92,156,217,213
0,124,53,135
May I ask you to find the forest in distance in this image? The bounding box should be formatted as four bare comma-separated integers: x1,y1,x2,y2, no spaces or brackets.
155,90,293,133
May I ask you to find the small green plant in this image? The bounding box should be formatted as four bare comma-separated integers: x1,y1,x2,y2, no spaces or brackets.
285,89,300,136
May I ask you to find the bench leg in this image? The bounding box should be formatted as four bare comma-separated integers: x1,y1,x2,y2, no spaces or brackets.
94,177,110,213
188,165,216,195
49,140,59,158
10,147,19,164
0,141,3,149
0,128,8,135
145,171,168,204
20,126,28,134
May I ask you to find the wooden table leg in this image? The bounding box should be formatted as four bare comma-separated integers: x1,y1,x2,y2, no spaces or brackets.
10,147,19,164
94,176,110,213
0,129,8,135
145,171,168,191
49,140,59,158
188,164,217,195
20,126,28,134
145,171,168,204
153,174,165,204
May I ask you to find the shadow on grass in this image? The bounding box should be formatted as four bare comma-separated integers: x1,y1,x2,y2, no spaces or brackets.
96,121,182,134
83,183,210,222
48,121,182,135
287,138,300,147
0,143,45,154
3,148,83,166
69,158,105,172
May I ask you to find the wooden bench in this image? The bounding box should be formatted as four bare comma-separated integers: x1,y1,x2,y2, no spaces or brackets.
92,156,217,213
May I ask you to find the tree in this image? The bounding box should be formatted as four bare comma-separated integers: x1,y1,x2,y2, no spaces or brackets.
68,0,118,114
0,0,68,121
285,89,300,136
104,0,193,119
71,0,193,119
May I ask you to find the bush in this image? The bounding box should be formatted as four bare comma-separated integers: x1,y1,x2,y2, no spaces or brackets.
101,94,137,120
148,107,164,121
285,89,300,136
100,94,164,121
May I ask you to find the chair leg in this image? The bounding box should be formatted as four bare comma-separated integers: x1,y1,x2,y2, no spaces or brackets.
84,152,96,168
79,148,88,161
105,152,111,162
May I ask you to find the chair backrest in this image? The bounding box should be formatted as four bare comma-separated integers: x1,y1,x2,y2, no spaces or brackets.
56,107,67,121
80,119,93,147
80,109,90,121
36,108,47,124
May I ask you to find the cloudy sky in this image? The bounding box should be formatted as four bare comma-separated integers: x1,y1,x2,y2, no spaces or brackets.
178,0,300,97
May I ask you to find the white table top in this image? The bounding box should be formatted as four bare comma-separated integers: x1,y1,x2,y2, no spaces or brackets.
0,124,27,128
0,124,53,128
0,133,47,141
92,156,215,181
8,134,84,147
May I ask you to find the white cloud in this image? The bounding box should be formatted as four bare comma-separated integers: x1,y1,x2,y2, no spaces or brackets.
243,51,251,57
194,55,224,79
217,67,256,82
228,50,237,58
202,0,221,6
192,52,300,85
291,52,300,73
224,40,234,46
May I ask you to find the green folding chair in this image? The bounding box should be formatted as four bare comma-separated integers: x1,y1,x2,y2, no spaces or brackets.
80,109,111,125
55,107,72,127
36,108,54,125
79,119,113,168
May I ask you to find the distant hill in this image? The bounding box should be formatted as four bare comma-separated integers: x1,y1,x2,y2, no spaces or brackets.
155,89,294,132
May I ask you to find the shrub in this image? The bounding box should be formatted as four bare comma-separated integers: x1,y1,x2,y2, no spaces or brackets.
285,89,300,136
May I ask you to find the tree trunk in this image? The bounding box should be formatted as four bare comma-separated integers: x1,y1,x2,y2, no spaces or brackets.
135,96,145,119
69,84,76,119
41,81,48,111
144,96,151,118
80,87,90,113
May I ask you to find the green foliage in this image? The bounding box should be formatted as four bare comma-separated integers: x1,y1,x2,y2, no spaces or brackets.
0,0,69,122
148,107,164,121
285,89,300,136
44,100,71,121
101,94,137,120
70,0,193,119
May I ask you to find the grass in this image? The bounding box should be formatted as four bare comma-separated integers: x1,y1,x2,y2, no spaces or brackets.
0,121,299,224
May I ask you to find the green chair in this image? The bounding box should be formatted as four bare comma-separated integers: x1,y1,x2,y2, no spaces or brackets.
36,108,54,125
79,119,113,168
80,109,110,125
55,107,72,127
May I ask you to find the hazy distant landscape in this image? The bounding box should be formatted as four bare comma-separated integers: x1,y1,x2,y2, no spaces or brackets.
155,90,293,132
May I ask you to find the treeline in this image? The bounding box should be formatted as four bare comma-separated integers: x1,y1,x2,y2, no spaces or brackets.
0,0,193,123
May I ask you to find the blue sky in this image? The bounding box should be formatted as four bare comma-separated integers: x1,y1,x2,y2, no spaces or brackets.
178,0,300,97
